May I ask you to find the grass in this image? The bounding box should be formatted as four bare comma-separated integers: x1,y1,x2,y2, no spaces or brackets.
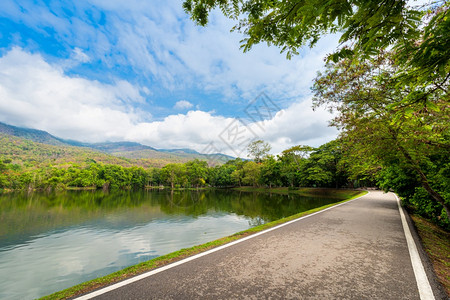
410,214,450,297
233,186,363,199
40,189,367,300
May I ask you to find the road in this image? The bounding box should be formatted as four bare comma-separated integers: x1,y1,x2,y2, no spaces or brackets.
75,191,446,299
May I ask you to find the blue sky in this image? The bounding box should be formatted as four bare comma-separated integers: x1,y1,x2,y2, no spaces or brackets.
0,0,340,155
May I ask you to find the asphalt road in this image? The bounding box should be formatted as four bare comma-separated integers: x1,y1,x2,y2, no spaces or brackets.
77,191,447,299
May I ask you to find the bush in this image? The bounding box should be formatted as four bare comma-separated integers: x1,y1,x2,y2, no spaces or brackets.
411,187,449,230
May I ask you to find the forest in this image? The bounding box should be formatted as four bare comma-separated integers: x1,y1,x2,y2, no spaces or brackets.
0,139,351,191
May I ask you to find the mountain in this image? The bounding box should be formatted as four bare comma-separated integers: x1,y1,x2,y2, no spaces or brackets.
0,122,67,146
0,132,142,168
113,149,234,165
0,121,234,165
63,140,156,153
158,148,200,154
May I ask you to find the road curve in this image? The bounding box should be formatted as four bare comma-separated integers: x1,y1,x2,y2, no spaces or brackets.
76,191,446,299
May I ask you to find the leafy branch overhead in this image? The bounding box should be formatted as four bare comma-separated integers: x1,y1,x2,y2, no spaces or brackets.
185,2,434,54
184,1,449,98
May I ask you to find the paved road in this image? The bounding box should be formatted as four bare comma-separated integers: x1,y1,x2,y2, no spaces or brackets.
78,191,446,299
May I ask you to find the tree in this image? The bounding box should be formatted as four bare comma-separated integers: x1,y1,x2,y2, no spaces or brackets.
299,142,346,188
161,163,187,189
231,168,244,187
149,168,162,186
247,140,271,163
185,159,208,187
242,161,261,187
312,52,450,220
129,166,149,188
278,145,313,187
229,159,246,186
209,164,236,187
184,0,428,59
259,155,281,188
184,1,449,110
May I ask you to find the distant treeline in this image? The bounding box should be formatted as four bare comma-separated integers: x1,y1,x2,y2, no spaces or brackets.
0,140,356,191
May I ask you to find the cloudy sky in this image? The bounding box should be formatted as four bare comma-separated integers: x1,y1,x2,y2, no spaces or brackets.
0,0,340,156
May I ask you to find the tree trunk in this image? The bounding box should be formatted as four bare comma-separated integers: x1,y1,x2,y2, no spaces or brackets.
416,168,450,221
398,145,450,221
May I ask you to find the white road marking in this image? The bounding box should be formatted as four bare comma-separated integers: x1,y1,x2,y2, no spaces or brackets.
395,194,435,300
74,192,370,299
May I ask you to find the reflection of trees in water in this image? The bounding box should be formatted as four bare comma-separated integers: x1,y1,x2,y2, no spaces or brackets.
1,189,342,240
163,190,206,216
248,216,266,227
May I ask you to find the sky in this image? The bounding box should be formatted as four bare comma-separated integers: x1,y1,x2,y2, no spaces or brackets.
0,0,341,156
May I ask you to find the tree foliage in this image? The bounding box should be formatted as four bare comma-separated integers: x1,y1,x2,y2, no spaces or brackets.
184,0,449,107
183,0,444,63
312,51,450,222
247,139,271,163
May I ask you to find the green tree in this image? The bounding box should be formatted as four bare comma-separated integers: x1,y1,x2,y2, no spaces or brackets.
247,140,271,163
149,168,162,186
242,161,261,187
279,145,313,187
186,159,209,187
313,52,450,220
259,155,281,188
183,1,447,73
228,158,246,186
302,141,348,188
161,163,187,189
184,1,449,130
129,166,149,188
231,168,244,187
209,164,236,187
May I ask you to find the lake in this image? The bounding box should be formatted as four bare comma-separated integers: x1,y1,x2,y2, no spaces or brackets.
0,189,344,299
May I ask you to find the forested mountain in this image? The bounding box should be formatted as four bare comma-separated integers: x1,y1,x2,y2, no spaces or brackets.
64,140,156,152
0,122,67,146
0,121,232,164
0,133,142,168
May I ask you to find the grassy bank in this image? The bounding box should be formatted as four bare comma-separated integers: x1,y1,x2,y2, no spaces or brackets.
233,186,363,199
411,214,450,296
41,189,367,300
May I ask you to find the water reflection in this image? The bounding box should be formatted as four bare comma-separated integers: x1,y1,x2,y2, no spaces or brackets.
0,189,343,299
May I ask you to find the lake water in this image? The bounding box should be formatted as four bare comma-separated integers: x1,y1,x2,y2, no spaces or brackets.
0,189,343,299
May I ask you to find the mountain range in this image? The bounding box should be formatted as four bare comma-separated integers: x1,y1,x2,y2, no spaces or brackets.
0,121,234,167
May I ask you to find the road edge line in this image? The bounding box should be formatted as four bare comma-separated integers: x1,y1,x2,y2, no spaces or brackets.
395,193,435,300
74,191,370,300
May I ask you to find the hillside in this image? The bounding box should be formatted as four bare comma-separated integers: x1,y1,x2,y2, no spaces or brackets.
0,122,67,146
0,133,141,168
113,149,233,165
0,121,233,165
0,133,220,169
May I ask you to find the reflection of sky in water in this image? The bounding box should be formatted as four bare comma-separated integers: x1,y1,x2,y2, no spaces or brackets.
0,214,250,300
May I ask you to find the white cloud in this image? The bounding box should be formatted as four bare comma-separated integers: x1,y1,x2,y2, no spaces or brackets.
0,48,144,142
174,100,193,110
0,0,340,104
125,99,337,156
0,48,337,156
72,47,90,63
